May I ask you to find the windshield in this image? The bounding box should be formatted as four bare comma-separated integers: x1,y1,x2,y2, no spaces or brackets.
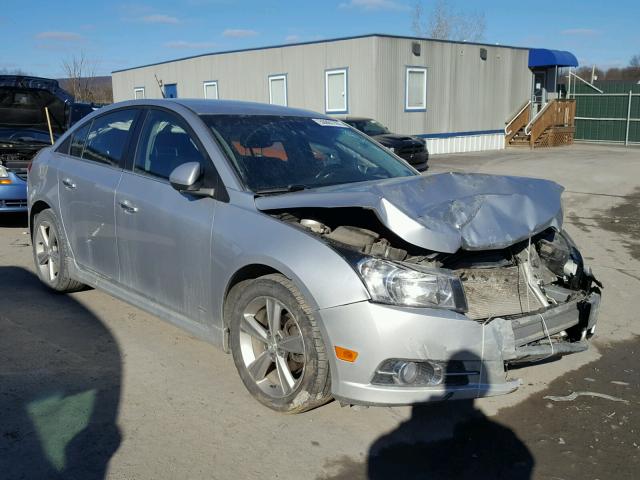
201,115,415,192
346,119,390,136
0,127,54,144
0,87,67,135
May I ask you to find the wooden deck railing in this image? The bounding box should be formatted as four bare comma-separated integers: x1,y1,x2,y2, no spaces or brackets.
504,100,531,145
528,99,576,147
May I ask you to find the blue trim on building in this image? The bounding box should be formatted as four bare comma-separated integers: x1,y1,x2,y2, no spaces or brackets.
112,33,529,74
416,129,504,139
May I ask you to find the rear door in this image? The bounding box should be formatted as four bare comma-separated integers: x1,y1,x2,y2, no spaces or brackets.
57,108,140,279
115,108,217,323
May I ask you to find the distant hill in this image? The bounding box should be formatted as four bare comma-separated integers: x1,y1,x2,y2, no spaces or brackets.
57,76,113,103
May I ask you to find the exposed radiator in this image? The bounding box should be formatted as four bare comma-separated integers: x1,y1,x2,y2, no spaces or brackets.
459,265,544,320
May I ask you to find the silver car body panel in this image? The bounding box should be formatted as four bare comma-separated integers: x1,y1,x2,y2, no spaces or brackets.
27,99,598,407
256,172,564,253
115,170,217,325
57,155,123,279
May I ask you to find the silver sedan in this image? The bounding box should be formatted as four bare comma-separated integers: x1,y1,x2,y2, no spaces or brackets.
28,99,601,412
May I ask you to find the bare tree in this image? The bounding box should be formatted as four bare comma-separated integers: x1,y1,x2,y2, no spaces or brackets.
0,67,29,75
412,0,486,42
61,52,100,102
630,54,640,68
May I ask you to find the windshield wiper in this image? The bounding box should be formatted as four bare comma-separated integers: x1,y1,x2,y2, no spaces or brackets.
254,184,308,195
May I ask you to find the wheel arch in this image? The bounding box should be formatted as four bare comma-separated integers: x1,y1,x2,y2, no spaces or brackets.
29,200,51,237
221,262,321,353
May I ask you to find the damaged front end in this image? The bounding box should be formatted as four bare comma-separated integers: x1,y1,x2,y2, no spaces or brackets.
267,207,601,366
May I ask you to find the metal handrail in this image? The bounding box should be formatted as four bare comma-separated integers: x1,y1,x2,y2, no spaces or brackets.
524,101,553,136
568,71,604,95
505,100,531,135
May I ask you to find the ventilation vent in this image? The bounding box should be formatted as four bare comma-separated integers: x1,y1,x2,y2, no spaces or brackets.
480,48,488,61
412,42,421,56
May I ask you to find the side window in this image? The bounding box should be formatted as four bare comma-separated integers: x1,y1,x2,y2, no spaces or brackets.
69,122,91,157
83,109,137,166
56,135,72,155
134,110,206,180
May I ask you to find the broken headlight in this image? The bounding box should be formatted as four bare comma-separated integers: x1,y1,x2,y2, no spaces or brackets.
356,257,468,312
538,229,583,279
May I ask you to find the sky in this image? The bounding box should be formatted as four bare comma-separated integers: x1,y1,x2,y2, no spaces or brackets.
1,0,638,78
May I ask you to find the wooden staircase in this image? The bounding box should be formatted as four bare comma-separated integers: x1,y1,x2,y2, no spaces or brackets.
505,99,576,148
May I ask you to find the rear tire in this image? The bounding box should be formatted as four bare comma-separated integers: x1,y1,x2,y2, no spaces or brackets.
32,209,84,292
227,274,332,413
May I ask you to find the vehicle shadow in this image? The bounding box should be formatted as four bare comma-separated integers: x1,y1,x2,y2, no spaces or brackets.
0,266,122,480
368,353,533,479
323,353,533,480
0,212,28,228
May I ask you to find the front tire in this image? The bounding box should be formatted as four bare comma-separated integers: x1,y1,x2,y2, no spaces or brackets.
32,209,84,292
227,274,332,413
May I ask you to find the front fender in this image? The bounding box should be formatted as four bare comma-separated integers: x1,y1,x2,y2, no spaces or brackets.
210,200,369,325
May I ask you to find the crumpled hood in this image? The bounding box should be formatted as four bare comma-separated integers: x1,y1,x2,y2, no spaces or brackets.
255,173,564,253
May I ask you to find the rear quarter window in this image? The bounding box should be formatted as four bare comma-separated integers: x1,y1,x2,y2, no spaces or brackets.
69,122,91,157
55,135,72,155
82,109,137,166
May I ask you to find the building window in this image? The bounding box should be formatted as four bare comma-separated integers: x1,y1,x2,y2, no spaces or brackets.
268,74,287,106
134,87,145,100
325,68,348,113
203,81,219,99
164,83,178,98
405,67,427,111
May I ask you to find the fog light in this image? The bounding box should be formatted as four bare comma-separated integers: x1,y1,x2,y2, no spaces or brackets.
421,361,444,386
395,361,418,384
372,359,446,386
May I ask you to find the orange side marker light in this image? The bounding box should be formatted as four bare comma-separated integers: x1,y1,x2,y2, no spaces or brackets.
335,346,358,363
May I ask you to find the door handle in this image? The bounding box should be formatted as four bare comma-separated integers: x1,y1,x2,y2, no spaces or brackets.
119,200,139,214
62,178,76,190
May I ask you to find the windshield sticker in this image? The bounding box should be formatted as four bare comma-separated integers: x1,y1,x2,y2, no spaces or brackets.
312,118,348,128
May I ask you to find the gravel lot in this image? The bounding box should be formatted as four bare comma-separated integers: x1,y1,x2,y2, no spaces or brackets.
1,143,638,479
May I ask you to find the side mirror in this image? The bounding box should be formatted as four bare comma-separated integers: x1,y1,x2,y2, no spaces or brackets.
169,162,201,192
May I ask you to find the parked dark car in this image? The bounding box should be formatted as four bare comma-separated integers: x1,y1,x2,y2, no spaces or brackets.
0,75,94,213
343,117,428,171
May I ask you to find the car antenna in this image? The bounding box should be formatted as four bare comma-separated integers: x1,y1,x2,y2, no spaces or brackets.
154,74,166,99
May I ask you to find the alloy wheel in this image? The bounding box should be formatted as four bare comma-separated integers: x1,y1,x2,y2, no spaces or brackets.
34,221,60,284
238,296,306,398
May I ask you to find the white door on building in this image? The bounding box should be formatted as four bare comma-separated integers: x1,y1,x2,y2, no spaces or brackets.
204,81,218,100
269,75,287,106
325,69,347,113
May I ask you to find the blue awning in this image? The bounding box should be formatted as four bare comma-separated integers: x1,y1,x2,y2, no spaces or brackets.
528,49,578,68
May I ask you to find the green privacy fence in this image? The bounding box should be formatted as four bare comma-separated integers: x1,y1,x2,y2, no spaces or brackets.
570,81,640,145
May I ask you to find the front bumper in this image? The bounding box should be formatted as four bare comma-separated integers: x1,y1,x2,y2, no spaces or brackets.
316,291,600,406
0,173,28,212
398,150,428,171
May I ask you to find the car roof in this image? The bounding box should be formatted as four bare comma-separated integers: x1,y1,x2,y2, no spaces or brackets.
102,98,329,118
